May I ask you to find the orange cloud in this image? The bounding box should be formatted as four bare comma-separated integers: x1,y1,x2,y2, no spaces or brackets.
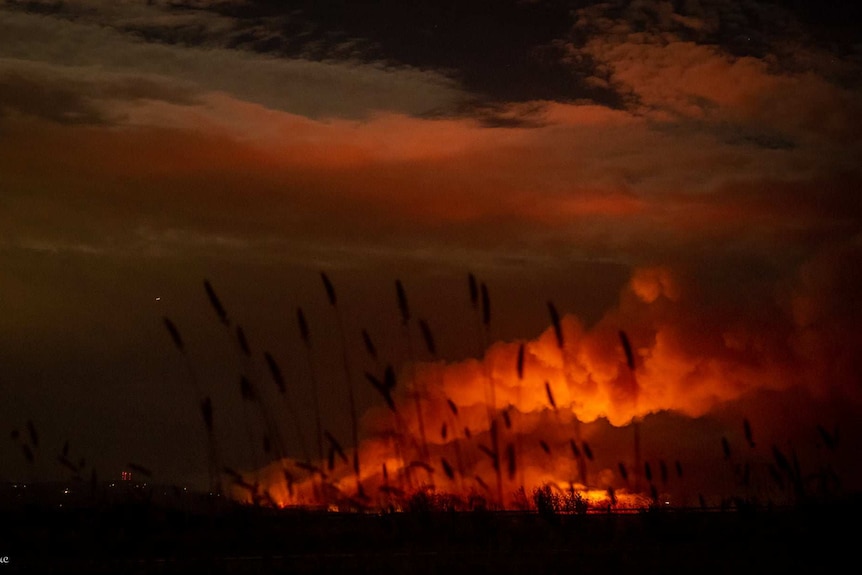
245,255,861,509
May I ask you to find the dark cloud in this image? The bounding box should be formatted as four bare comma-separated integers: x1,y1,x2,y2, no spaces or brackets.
0,60,199,124
175,0,618,105
0,68,108,124
0,3,466,120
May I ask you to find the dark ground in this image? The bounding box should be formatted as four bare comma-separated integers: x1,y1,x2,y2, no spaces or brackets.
0,483,856,574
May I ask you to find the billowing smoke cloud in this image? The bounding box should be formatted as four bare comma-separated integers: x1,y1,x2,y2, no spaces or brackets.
250,248,861,509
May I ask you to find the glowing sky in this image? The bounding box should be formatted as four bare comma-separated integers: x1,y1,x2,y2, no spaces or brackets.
1,0,860,503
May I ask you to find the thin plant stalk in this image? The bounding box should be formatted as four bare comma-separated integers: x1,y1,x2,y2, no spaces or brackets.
619,330,641,494
220,315,290,504
367,365,411,495
321,272,363,499
163,315,223,496
479,280,503,507
395,279,431,484
548,300,589,488
264,351,312,465
204,279,273,498
515,342,526,493
443,398,467,492
297,305,326,505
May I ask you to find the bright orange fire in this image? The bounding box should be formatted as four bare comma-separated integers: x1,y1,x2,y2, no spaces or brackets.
232,261,855,511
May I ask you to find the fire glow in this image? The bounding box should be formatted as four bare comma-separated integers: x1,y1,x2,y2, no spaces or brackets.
222,260,854,512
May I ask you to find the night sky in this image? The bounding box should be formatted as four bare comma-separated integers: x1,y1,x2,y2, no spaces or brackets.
1,0,860,506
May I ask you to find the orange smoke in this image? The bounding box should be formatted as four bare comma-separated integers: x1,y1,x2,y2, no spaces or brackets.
240,256,860,511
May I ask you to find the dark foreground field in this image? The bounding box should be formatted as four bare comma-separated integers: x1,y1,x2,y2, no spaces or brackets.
0,490,856,574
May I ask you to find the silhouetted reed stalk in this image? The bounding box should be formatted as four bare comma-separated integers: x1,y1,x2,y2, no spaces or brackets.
237,374,263,489
420,317,465,492
234,327,265,492
395,279,431,484
204,279,290,503
480,282,495,416
738,417,759,502
771,443,806,503
56,439,83,482
263,353,320,503
501,407,516,495
443,398,467,492
514,342,526,493
163,315,223,496
264,351,312,465
297,305,326,505
466,274,491,417
12,420,40,485
619,330,641,494
234,327,294,504
320,272,363,499
467,272,482,352
362,329,410,494
361,328,384,373
418,315,445,449
379,463,393,509
465,272,488,493
324,429,350,483
547,301,588,488
476,279,503,507
202,279,266,498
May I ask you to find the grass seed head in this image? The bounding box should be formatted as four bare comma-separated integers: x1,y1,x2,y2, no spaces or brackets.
395,279,410,325
204,279,229,326
517,343,525,379
547,301,563,349
545,381,557,409
743,418,755,448
441,457,455,480
419,319,437,356
447,398,459,416
163,317,185,352
361,329,378,360
297,307,310,345
619,330,635,371
321,272,337,307
468,273,478,309
506,443,516,480
618,462,628,481
721,436,731,460
236,325,251,357
264,351,286,394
